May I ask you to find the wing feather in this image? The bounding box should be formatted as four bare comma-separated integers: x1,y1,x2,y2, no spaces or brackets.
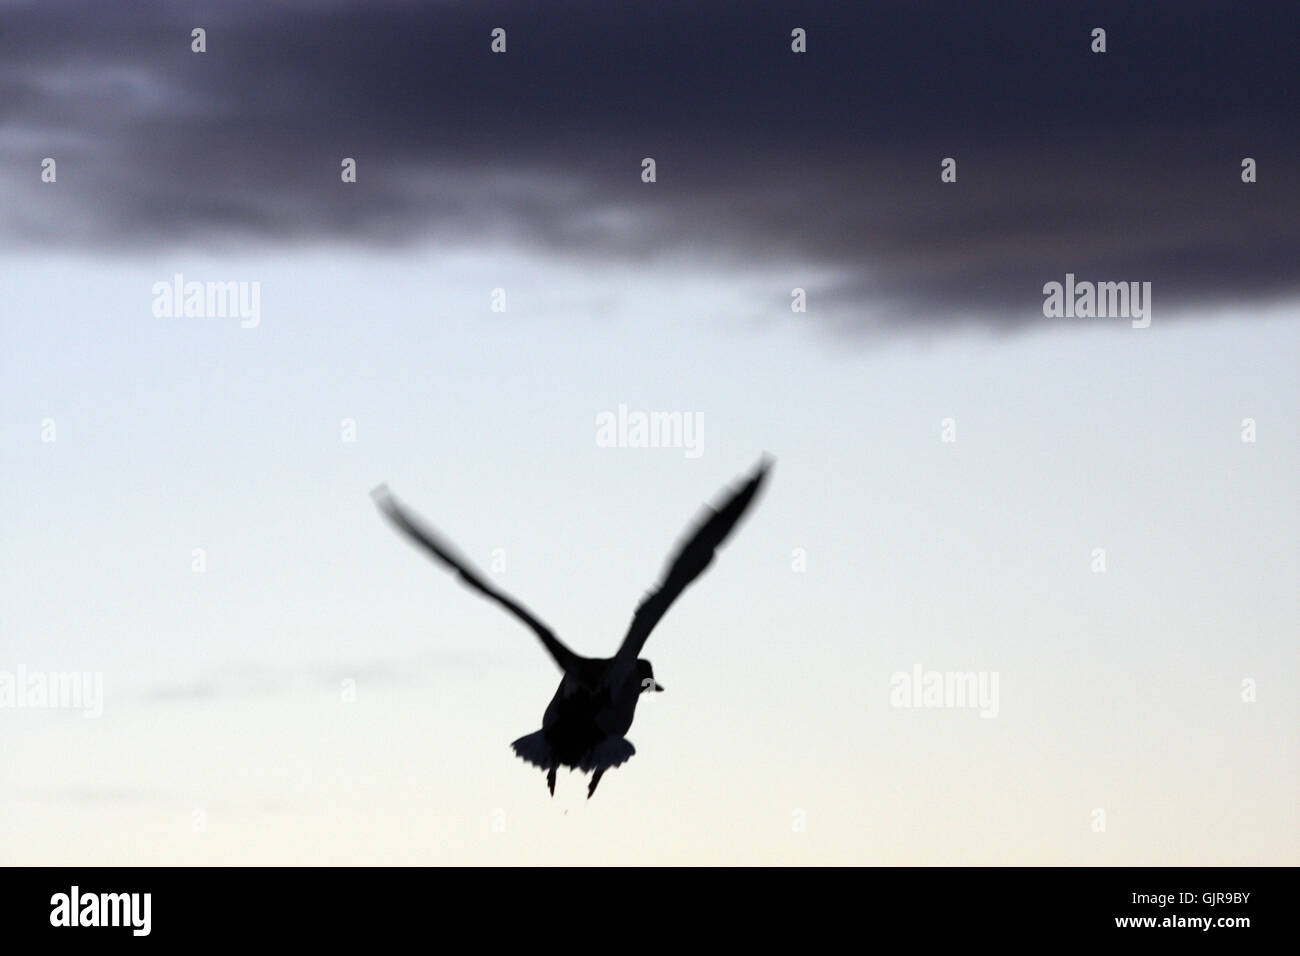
607,457,772,684
372,486,583,677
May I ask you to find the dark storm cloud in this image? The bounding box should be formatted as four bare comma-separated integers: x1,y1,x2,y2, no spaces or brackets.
1,0,1296,326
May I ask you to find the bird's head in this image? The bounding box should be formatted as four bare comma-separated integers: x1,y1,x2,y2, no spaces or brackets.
636,659,665,693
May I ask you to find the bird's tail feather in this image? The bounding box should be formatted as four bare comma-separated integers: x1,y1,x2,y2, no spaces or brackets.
510,730,552,769
578,737,636,772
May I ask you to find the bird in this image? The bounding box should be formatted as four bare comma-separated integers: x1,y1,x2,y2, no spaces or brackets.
372,457,771,798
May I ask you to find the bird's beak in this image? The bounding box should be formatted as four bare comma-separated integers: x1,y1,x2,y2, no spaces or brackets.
652,681,666,692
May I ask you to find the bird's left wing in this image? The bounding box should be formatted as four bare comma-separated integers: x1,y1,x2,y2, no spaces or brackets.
372,485,585,678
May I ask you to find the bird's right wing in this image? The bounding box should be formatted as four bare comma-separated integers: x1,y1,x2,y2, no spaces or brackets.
372,485,584,678
606,457,772,688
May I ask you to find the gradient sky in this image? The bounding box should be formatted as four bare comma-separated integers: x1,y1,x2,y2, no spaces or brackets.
1,1,1296,865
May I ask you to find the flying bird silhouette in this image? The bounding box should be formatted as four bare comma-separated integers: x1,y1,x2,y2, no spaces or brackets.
372,457,771,798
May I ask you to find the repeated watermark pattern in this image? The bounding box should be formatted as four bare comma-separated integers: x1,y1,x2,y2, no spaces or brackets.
596,403,703,459
0,666,104,718
1042,273,1152,328
890,664,999,719
151,273,261,328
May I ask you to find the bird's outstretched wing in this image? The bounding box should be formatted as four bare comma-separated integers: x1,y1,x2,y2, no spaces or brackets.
372,485,584,678
607,457,772,685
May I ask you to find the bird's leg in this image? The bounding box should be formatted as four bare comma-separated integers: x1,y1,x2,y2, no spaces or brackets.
547,765,557,796
586,768,606,799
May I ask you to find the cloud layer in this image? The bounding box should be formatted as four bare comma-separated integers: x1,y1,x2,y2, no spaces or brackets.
2,0,1296,326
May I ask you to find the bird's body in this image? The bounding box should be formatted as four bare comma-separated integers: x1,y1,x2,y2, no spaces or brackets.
510,658,654,795
373,458,770,798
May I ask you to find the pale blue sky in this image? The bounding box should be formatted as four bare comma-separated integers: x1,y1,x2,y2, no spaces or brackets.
1,245,1295,863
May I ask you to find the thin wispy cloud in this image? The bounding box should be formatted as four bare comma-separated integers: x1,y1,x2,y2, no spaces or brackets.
138,652,493,704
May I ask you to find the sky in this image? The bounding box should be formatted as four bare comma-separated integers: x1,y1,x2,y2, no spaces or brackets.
0,0,1296,865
